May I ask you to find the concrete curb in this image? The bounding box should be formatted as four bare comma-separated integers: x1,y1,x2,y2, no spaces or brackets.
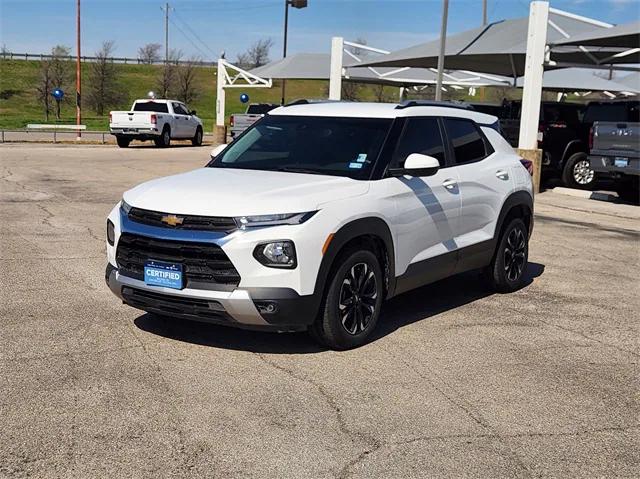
551,187,619,203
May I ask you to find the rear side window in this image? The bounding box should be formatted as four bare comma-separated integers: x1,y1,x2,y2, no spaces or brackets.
391,118,446,168
172,103,188,115
133,101,169,113
444,118,489,165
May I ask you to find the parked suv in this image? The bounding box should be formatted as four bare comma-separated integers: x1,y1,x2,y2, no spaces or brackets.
105,100,534,350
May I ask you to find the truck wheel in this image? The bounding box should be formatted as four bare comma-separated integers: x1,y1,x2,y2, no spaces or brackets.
486,217,529,293
562,152,595,189
155,127,171,148
616,178,640,205
116,136,130,148
310,248,384,350
192,127,203,146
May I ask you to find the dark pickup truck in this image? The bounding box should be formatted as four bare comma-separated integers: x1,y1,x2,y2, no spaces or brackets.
589,120,639,203
473,100,640,190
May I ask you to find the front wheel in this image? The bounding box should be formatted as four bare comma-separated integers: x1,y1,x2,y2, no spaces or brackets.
310,249,384,350
486,218,529,293
562,152,595,189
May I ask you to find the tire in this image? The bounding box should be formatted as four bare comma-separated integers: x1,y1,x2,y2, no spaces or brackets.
486,217,529,293
154,127,171,148
310,248,384,350
116,136,130,148
616,177,640,205
192,127,203,146
561,152,595,189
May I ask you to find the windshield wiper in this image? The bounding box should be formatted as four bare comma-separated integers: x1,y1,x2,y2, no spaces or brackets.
274,166,324,175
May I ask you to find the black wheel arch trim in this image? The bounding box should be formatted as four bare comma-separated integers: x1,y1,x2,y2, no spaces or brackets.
314,217,396,301
494,190,534,246
561,140,586,166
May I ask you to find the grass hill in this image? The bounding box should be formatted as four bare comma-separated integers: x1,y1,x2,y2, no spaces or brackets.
0,59,400,132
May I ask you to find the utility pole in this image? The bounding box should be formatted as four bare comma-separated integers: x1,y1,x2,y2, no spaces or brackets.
435,0,449,101
483,0,488,26
163,2,169,63
281,0,289,105
76,0,81,140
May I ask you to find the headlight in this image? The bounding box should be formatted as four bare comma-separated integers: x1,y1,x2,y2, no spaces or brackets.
106,219,115,245
234,211,316,229
120,199,132,215
253,241,297,269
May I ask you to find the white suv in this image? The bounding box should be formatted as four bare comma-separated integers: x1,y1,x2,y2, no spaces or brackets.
106,100,533,350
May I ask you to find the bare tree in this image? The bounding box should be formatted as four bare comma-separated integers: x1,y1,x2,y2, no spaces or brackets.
87,41,124,116
138,43,162,64
156,49,182,98
372,83,392,103
36,59,53,121
341,81,362,101
176,57,200,104
236,38,274,69
50,45,72,119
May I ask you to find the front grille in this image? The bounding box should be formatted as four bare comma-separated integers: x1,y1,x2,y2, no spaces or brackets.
128,206,237,233
116,233,241,288
121,287,231,321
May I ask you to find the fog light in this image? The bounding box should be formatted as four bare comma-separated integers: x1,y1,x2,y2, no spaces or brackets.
107,219,115,245
255,301,279,315
253,241,297,269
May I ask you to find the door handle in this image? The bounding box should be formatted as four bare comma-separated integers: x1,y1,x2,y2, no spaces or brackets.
496,170,509,180
442,178,457,190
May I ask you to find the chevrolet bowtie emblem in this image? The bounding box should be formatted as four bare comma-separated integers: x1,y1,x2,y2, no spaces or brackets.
161,214,184,226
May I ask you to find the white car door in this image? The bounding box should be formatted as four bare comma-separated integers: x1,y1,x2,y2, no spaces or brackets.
380,117,461,289
171,102,189,138
442,118,514,250
181,103,199,137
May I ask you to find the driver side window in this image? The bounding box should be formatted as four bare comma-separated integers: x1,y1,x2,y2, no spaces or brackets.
391,118,446,168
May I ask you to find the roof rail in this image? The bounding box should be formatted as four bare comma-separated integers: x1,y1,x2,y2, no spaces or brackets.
395,100,476,111
283,98,344,107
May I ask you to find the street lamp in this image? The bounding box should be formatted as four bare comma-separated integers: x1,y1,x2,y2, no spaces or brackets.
281,0,307,105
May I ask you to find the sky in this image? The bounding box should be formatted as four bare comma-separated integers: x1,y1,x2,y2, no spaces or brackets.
1,0,639,62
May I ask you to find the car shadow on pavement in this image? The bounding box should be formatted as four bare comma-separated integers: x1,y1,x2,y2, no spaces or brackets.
134,262,545,354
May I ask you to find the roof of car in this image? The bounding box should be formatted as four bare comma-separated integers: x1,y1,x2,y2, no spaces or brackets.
268,100,498,124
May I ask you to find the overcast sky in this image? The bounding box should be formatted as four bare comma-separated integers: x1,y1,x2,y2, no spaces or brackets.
1,0,638,62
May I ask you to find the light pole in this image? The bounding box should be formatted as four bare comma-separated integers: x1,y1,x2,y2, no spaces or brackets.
435,0,449,101
76,0,81,140
281,0,307,105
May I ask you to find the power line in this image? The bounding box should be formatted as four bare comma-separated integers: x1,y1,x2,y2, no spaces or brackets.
172,10,217,58
168,16,211,60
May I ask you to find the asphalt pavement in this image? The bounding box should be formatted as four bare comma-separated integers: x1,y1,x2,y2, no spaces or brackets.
1,143,638,478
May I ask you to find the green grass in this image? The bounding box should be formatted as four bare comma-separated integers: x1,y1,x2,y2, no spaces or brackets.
0,59,402,132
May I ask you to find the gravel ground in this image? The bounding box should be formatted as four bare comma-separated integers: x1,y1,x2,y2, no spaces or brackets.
1,143,638,478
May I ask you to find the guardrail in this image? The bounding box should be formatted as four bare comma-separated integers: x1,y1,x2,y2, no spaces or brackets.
0,51,216,67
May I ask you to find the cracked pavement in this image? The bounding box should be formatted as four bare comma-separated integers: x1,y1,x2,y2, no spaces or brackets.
1,144,639,478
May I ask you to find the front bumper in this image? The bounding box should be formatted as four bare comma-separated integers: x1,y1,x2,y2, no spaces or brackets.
106,264,319,332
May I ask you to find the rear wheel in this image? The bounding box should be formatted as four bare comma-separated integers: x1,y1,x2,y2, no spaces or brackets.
192,127,203,146
116,136,130,148
154,127,171,148
310,249,383,350
562,152,595,189
486,217,529,293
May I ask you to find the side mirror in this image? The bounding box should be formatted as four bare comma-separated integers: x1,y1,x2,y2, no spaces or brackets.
210,143,227,160
389,153,440,177
190,110,197,116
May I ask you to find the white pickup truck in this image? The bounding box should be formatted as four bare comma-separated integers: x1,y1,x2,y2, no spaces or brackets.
109,99,204,148
230,103,278,139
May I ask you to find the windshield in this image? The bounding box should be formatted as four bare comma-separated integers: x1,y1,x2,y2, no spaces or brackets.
133,101,169,113
210,115,392,179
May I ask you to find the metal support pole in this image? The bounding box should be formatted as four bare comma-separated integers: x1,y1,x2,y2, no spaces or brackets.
482,0,488,26
215,59,227,143
329,37,343,100
76,0,81,140
518,1,548,150
281,0,289,105
164,2,169,63
435,0,449,101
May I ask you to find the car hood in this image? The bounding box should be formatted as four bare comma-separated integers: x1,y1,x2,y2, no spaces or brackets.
123,168,370,216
